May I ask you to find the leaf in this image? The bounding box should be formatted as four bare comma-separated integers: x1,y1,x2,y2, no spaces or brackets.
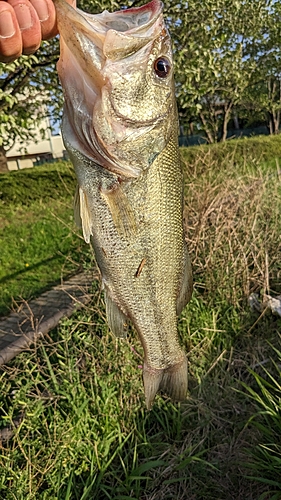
129,460,165,477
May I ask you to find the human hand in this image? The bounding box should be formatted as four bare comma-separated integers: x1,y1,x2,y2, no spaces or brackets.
0,0,57,62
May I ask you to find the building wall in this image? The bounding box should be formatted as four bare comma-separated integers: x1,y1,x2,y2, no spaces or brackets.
6,117,66,171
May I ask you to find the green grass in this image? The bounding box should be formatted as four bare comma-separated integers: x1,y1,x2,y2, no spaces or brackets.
0,163,92,316
181,133,281,167
0,161,77,205
241,337,281,498
0,141,281,499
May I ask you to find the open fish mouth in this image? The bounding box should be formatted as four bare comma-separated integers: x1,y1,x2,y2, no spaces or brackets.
79,0,163,40
55,0,174,178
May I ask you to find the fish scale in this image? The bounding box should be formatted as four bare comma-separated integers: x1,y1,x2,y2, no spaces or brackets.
54,0,193,408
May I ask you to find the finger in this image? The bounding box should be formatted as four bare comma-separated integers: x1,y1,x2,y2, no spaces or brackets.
29,0,57,40
8,0,41,55
0,2,22,63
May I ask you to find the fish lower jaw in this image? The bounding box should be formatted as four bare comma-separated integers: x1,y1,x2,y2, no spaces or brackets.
143,356,188,410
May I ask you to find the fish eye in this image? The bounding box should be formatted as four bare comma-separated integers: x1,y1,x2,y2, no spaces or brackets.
154,57,171,78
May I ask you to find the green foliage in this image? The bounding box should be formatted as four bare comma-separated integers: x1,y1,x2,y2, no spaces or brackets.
0,48,61,153
0,0,125,156
1,0,281,153
0,162,76,204
163,0,281,141
0,307,217,499
242,338,281,499
0,162,90,316
0,140,280,498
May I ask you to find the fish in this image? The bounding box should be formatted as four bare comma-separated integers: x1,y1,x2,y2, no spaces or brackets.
54,0,193,409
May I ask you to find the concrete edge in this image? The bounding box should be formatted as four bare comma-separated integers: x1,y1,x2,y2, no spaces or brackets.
0,294,91,367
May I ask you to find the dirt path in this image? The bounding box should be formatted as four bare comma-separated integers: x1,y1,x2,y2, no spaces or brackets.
0,271,96,365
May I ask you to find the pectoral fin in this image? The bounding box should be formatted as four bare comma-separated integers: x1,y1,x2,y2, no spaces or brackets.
101,184,136,238
104,290,128,339
74,185,93,244
176,243,193,316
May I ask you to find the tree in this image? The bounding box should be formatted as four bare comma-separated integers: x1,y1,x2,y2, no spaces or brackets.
0,0,118,173
164,0,280,142
1,0,280,163
239,0,281,135
0,38,62,172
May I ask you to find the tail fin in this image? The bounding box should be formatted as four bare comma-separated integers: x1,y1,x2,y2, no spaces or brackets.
143,357,188,410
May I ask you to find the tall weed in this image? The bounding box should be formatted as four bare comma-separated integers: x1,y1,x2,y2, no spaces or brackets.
242,336,281,499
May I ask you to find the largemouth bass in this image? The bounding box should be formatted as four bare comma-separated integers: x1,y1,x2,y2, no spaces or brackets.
54,0,193,409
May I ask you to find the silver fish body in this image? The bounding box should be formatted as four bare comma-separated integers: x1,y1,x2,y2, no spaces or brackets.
55,0,193,408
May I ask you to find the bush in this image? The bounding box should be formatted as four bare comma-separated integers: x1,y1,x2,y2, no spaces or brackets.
0,161,76,205
180,134,281,169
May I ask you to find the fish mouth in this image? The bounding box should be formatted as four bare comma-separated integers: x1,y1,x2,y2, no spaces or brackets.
55,0,169,178
55,0,164,60
85,0,162,36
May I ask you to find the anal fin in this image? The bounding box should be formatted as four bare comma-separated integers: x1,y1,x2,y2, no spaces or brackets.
104,290,128,339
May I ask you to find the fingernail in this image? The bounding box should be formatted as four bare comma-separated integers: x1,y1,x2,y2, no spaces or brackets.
14,4,32,30
30,0,49,21
0,11,16,37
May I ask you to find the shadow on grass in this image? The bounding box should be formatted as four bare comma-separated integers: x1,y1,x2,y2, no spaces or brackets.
0,255,84,317
0,255,62,285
